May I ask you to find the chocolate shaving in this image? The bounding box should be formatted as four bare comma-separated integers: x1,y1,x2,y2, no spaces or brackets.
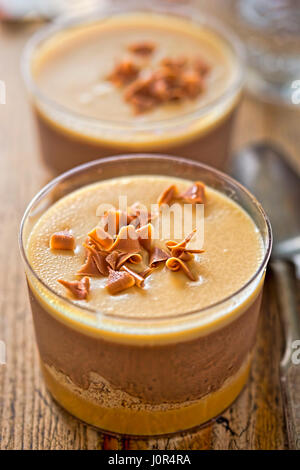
160,56,187,72
109,225,141,253
128,41,156,56
149,247,170,267
116,252,143,270
166,229,204,259
50,230,75,251
84,244,109,276
157,184,178,207
88,227,114,251
120,265,144,288
129,202,152,228
107,59,139,87
77,251,101,277
179,181,205,204
166,257,196,281
124,55,209,113
106,268,135,295
105,251,120,270
125,76,158,114
139,267,154,279
181,71,203,98
58,276,90,300
100,209,133,236
136,223,153,252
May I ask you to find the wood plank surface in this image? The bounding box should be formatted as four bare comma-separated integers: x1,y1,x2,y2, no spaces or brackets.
0,20,299,450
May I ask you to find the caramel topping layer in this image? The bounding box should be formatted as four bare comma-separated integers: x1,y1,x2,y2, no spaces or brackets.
28,176,264,316
50,230,75,251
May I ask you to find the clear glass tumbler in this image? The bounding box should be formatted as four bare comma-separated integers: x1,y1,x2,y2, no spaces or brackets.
21,0,244,173
19,155,272,436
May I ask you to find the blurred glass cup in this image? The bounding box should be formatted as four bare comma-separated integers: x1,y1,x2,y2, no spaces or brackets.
215,0,300,105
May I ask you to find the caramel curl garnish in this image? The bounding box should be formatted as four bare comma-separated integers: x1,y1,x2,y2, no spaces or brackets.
165,258,196,281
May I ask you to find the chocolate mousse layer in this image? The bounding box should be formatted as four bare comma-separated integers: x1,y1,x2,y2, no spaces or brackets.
34,108,237,174
29,285,262,404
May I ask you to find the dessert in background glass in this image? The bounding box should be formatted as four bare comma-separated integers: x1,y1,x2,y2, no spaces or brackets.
19,155,272,436
22,1,244,173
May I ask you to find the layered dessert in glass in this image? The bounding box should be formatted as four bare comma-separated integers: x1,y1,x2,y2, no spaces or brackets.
20,155,272,436
22,2,244,173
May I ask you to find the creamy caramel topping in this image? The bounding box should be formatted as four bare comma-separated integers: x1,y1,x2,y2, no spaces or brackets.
33,13,238,123
26,176,264,318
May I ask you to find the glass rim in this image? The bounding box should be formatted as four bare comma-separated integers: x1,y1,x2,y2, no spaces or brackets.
19,154,273,327
21,4,245,133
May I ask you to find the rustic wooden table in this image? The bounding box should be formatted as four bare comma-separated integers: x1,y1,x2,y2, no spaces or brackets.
0,21,299,450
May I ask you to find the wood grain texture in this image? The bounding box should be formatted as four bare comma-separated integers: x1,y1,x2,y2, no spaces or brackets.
0,21,299,450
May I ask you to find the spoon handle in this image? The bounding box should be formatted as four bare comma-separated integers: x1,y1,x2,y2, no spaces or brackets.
272,259,300,450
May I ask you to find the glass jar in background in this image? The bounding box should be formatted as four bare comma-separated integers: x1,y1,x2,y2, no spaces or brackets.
207,0,300,105
21,0,244,173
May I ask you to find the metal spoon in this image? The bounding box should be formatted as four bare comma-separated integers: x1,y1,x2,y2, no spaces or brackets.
231,142,300,450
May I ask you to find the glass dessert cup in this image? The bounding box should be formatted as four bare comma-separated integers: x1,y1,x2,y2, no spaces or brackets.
21,1,244,174
19,155,272,437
